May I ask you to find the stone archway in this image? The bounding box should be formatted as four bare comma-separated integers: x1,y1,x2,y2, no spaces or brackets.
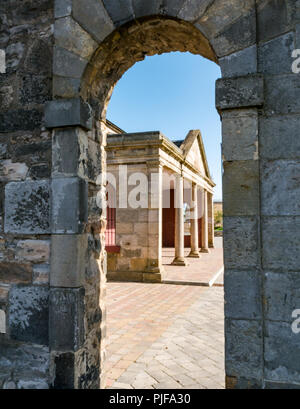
1,0,300,389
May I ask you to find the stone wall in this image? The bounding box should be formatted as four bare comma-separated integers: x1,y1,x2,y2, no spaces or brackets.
0,0,299,389
0,0,54,389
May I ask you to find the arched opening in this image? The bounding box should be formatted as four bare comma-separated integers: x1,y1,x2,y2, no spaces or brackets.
102,49,225,388
78,16,224,388
2,0,299,391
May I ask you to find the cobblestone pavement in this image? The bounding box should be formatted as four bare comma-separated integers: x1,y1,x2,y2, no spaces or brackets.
162,237,224,286
105,283,224,389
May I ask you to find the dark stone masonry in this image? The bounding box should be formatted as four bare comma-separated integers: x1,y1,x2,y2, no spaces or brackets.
0,0,299,389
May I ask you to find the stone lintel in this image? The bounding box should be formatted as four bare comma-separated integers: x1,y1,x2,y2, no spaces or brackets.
45,98,92,130
216,75,264,111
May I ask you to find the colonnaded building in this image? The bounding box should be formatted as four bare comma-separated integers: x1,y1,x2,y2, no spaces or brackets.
0,0,300,390
104,121,215,283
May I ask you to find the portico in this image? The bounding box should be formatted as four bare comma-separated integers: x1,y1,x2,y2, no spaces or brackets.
105,127,215,283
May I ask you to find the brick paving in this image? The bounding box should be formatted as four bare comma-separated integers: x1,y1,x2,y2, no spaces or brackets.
105,283,225,389
162,237,224,286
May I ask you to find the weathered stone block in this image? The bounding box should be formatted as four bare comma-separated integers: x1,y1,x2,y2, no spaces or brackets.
87,138,102,182
24,39,52,76
103,0,134,26
132,0,162,18
211,10,256,57
258,32,294,75
52,177,88,234
17,379,49,389
9,285,49,345
54,17,98,60
260,116,300,160
178,0,213,22
53,46,87,79
5,42,24,72
50,235,87,288
225,375,262,390
265,320,300,384
262,216,300,271
222,109,258,161
223,160,259,216
196,0,254,39
219,45,257,78
5,180,50,234
53,76,81,99
52,352,74,389
223,216,259,270
0,262,32,284
0,286,9,305
257,0,290,42
20,74,51,105
54,0,72,18
261,160,300,216
265,272,300,323
216,75,264,110
0,160,28,182
264,381,300,389
225,318,263,379
130,258,147,271
159,0,184,17
117,223,134,234
0,109,43,133
134,222,148,235
49,287,85,351
73,0,115,43
265,75,300,115
33,264,49,285
0,309,6,334
16,240,50,263
224,271,262,320
0,340,49,387
45,98,92,131
52,127,88,178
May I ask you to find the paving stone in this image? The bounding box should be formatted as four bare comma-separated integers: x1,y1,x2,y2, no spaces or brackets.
106,283,225,389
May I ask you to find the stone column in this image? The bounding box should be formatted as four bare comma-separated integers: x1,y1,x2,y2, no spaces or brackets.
145,162,164,282
201,189,210,253
208,192,215,248
172,174,187,266
188,183,200,258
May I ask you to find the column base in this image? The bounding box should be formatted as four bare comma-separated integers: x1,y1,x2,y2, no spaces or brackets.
200,248,210,254
171,257,188,266
188,250,201,258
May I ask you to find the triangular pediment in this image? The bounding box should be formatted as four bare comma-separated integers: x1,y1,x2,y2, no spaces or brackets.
179,130,211,179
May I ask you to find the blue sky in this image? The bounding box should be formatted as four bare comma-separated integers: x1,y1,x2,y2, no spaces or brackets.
107,51,222,201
